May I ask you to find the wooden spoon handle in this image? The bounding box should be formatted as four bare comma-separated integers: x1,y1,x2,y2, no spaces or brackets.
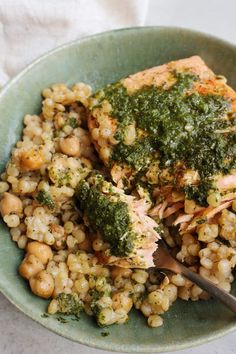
179,263,236,313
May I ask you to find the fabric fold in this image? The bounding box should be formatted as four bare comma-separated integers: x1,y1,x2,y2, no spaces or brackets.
0,0,149,85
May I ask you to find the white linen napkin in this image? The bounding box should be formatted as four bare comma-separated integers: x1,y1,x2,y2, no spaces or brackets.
0,0,149,85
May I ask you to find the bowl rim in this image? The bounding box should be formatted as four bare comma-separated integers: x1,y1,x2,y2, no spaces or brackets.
0,26,236,353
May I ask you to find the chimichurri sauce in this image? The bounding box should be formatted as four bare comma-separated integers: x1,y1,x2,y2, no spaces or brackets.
96,72,236,204
76,180,135,257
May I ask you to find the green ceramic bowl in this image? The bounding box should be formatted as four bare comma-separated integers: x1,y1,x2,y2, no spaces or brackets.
0,27,236,353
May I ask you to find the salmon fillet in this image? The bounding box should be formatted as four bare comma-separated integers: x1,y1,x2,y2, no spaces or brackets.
88,56,236,207
75,174,160,268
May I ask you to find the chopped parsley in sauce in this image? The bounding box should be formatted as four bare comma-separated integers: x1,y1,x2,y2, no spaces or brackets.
95,72,235,204
75,178,135,256
36,190,55,209
184,180,213,206
68,117,79,129
56,293,83,317
112,137,155,171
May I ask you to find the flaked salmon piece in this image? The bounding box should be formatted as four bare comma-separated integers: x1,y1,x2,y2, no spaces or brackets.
75,174,160,268
221,192,236,202
157,200,168,220
179,222,189,231
149,203,163,217
215,172,236,191
173,192,236,229
162,202,184,218
173,214,194,226
153,185,173,199
182,200,233,233
204,200,234,219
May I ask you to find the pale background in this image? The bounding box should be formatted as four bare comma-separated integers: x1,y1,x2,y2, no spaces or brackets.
0,0,236,353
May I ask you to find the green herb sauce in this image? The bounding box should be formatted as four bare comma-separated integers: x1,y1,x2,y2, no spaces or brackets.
56,316,68,324
112,137,155,170
184,180,213,206
90,289,103,318
41,313,49,318
95,72,235,204
68,117,78,129
76,179,135,257
101,331,110,337
36,190,55,209
56,293,83,317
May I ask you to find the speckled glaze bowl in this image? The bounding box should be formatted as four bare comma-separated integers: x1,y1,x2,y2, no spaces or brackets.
0,27,236,353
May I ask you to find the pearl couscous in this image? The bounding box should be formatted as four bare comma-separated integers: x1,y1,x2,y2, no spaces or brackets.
1,58,236,328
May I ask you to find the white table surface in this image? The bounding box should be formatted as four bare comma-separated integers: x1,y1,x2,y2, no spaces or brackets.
1,0,236,353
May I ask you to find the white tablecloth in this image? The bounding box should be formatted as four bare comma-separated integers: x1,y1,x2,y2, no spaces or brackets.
0,0,148,85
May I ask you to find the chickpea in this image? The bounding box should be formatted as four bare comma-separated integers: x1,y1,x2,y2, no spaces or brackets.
112,291,133,313
184,199,196,214
197,224,218,243
207,192,221,207
19,254,44,279
29,270,54,298
27,242,53,265
59,136,80,157
72,228,85,243
74,277,89,294
0,192,23,217
20,149,44,171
